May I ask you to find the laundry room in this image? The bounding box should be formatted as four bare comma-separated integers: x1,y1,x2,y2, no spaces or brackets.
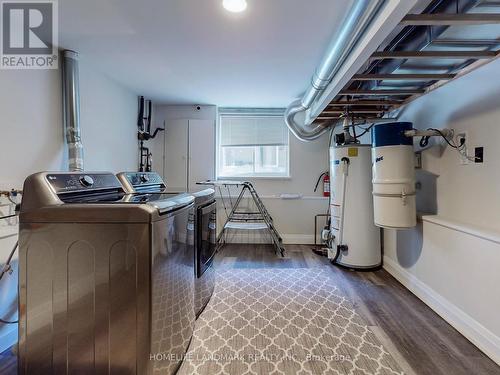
0,0,499,374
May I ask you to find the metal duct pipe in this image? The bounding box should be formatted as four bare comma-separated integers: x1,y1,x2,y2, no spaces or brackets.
285,0,385,141
62,50,84,171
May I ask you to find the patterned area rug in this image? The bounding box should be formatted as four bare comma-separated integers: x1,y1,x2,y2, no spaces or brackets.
177,267,404,375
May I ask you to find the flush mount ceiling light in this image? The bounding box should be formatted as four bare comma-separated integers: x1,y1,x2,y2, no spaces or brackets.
222,0,247,13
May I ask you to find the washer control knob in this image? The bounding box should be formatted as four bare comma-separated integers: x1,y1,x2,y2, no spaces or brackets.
140,174,150,183
79,175,94,187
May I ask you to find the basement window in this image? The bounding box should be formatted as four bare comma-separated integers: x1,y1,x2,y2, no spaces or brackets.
217,110,290,178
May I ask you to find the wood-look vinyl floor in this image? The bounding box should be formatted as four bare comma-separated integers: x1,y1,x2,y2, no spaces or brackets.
3,244,499,375
214,244,500,375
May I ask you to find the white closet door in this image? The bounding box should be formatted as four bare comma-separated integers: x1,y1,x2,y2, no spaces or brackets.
188,119,215,192
164,119,188,192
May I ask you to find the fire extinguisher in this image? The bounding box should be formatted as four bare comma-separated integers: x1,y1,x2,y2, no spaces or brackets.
314,172,330,197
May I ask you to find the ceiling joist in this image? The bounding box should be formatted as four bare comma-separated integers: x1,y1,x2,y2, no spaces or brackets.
400,13,500,25
340,89,424,96
316,117,342,121
371,50,498,59
328,100,403,106
431,38,500,46
351,73,455,80
319,4,500,121
476,1,500,7
322,110,386,114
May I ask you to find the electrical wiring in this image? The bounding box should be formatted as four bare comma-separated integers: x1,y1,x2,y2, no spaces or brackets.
0,318,18,325
428,128,462,149
326,124,337,215
0,242,18,281
316,125,336,252
419,128,479,162
355,124,372,131
7,196,18,206
354,124,374,139
432,128,480,162
419,135,430,148
0,242,19,325
0,193,20,324
328,124,335,148
454,138,479,162
1,190,21,223
0,214,17,221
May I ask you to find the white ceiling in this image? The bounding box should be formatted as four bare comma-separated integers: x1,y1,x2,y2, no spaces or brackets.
59,0,354,107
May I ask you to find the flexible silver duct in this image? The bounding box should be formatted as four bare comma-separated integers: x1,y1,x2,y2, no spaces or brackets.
285,0,385,141
62,50,84,171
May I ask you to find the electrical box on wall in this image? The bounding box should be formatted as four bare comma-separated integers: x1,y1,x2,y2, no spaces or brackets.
474,147,484,163
415,151,422,169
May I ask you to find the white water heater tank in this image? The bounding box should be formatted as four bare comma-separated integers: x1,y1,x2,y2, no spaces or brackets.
372,122,416,228
329,145,381,269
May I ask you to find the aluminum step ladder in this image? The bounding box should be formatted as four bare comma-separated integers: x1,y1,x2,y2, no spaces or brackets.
197,180,285,257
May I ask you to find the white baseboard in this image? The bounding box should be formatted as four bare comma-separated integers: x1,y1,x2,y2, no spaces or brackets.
282,234,315,244
383,256,500,365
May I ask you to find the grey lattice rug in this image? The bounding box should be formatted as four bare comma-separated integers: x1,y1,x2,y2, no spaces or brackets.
177,268,404,375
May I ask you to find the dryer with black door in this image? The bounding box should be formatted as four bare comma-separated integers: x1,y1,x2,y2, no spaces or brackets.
117,172,216,317
191,188,216,317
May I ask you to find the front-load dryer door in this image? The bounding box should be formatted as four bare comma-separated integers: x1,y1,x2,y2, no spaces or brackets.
196,201,216,278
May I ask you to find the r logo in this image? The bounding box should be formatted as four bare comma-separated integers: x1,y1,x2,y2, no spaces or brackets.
1,1,58,68
2,2,52,54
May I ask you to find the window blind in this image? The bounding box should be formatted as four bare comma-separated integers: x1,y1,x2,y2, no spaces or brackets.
219,116,288,147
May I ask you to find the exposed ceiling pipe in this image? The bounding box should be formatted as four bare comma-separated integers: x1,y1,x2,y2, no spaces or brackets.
62,50,84,171
284,0,386,141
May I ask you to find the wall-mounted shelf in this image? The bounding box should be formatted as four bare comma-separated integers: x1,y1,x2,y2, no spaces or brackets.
422,215,500,245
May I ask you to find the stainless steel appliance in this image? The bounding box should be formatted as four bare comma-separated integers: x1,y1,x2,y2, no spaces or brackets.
191,189,216,317
117,172,216,317
19,172,196,375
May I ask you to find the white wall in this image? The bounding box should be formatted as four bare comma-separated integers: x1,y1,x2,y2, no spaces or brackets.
0,58,138,188
79,60,139,172
383,58,500,364
151,105,330,244
0,57,138,352
0,69,65,188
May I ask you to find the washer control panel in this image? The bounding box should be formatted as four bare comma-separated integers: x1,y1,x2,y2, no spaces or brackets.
124,172,164,187
46,173,123,193
120,172,166,193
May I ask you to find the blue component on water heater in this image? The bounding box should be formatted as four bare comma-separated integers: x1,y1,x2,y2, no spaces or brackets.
372,122,413,147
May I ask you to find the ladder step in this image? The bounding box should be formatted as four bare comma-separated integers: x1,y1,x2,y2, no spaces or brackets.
225,222,269,230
